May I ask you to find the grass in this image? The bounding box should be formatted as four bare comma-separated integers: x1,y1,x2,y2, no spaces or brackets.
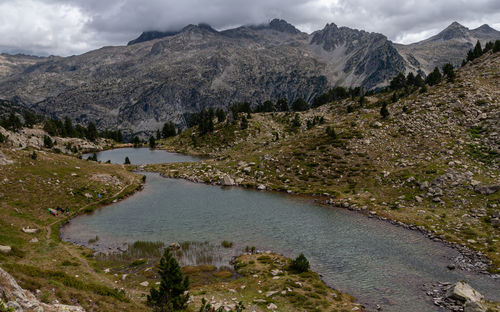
0,147,144,311
148,55,500,274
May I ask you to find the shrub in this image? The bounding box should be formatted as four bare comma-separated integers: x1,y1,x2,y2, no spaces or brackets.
0,132,4,143
326,126,337,139
221,240,233,248
30,151,37,160
290,253,310,273
124,157,131,164
43,135,53,148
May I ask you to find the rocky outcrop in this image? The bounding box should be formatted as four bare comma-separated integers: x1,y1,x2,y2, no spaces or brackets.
0,267,85,312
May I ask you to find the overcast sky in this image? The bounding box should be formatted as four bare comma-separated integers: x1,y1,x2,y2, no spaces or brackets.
1,0,499,56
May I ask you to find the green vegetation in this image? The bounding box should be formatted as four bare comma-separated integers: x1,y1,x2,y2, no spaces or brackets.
147,249,189,312
290,253,310,273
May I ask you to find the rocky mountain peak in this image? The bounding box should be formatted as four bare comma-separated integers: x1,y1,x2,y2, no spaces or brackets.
471,24,500,37
268,19,301,34
127,30,180,45
432,21,470,41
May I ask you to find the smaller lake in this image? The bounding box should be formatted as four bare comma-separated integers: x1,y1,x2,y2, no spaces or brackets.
84,147,200,165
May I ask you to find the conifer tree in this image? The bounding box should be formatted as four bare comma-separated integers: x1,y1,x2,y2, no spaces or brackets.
147,249,189,312
442,63,455,83
380,102,389,119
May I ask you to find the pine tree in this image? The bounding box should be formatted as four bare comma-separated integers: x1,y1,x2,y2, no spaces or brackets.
442,63,455,83
43,135,53,148
473,40,483,58
64,117,75,137
425,67,442,86
291,98,309,111
216,108,226,123
240,116,248,130
124,157,131,165
23,111,38,128
380,102,389,119
149,136,156,149
494,40,500,53
147,249,189,312
276,98,289,112
86,122,98,141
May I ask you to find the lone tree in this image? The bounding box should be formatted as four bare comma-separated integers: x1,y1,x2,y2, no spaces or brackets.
149,136,156,149
124,157,131,165
147,249,189,312
380,102,389,119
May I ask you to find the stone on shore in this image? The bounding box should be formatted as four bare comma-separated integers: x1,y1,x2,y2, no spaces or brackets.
445,281,483,303
221,174,235,186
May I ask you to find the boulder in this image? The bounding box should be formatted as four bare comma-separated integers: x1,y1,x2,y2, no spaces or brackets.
474,184,500,195
0,267,85,311
464,300,486,312
0,245,11,254
257,184,266,190
221,174,235,186
446,281,483,303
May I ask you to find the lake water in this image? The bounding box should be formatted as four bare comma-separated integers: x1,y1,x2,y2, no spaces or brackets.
83,147,200,164
64,148,500,311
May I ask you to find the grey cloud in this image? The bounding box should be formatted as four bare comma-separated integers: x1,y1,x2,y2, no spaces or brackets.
1,0,500,56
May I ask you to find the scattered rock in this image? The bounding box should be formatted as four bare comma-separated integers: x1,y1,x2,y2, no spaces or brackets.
140,281,149,287
0,245,11,254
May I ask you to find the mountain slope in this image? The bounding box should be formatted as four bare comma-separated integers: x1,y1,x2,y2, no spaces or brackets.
0,20,405,137
0,20,498,137
396,22,500,73
151,51,500,273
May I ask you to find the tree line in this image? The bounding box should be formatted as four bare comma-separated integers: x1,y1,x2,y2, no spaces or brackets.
0,110,123,143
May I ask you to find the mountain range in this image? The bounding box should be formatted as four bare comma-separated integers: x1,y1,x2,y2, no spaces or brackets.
0,19,498,137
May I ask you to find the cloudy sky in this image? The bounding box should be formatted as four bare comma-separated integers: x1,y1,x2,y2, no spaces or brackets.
1,0,499,56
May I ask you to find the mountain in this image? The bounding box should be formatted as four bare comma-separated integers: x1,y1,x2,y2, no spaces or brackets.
0,20,498,137
0,19,405,137
395,22,500,73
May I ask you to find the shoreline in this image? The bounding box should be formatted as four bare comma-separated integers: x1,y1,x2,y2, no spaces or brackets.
147,164,498,279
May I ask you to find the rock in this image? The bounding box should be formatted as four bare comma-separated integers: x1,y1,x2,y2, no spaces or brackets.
265,291,278,297
0,267,85,311
169,242,181,249
415,195,423,203
139,281,149,287
22,227,38,234
29,238,38,243
373,121,383,128
257,184,266,190
0,245,11,254
221,174,235,186
474,184,500,195
447,264,456,270
266,303,277,310
446,281,483,303
464,300,486,312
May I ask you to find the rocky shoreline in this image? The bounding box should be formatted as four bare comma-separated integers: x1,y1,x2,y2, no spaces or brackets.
150,167,497,279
